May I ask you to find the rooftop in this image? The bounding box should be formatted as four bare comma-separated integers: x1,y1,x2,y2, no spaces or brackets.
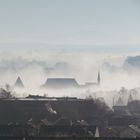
43,78,79,89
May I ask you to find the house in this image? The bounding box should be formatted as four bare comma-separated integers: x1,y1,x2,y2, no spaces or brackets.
39,125,97,137
120,125,140,138
113,105,129,115
108,116,139,127
100,125,140,138
0,125,34,136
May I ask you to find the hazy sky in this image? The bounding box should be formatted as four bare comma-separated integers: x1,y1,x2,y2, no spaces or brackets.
0,0,140,47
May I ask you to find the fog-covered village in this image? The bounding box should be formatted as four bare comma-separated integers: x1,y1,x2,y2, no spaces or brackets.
1,52,140,139
1,0,140,139
0,71,140,138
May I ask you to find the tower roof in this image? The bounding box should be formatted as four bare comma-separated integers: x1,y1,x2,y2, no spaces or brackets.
14,76,24,88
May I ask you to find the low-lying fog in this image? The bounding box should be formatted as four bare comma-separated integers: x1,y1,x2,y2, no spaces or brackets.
0,45,140,107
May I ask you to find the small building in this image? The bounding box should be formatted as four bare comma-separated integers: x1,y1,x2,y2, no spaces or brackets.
39,125,97,137
0,125,34,136
108,116,139,127
113,105,129,115
120,125,140,138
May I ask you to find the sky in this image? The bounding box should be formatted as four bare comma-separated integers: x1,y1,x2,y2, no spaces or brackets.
1,0,140,99
0,0,140,48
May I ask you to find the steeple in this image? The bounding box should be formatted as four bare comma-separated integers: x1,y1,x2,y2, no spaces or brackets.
97,71,101,85
14,76,24,88
128,94,133,103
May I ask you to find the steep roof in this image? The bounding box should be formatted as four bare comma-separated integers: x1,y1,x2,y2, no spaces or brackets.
14,76,24,88
42,78,79,89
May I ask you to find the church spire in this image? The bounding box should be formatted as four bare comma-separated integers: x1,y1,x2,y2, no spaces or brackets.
128,94,133,103
97,71,101,85
14,76,24,88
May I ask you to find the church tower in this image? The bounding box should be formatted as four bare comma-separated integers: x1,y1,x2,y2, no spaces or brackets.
14,76,24,88
97,71,101,85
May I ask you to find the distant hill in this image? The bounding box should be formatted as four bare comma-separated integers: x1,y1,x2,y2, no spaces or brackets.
124,55,140,69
